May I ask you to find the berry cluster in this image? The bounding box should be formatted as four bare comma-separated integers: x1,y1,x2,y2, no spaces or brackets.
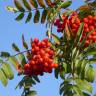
81,15,96,46
24,38,58,76
54,13,96,47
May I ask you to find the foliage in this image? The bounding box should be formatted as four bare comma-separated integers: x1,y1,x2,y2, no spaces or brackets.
1,0,96,96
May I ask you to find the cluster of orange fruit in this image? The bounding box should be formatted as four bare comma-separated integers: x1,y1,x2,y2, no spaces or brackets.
54,12,96,47
24,38,58,76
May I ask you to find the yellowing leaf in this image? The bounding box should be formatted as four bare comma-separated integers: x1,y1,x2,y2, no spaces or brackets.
0,69,8,86
14,0,25,12
37,0,46,8
34,10,40,23
77,5,92,11
29,0,38,8
8,57,19,70
45,0,53,7
2,63,14,80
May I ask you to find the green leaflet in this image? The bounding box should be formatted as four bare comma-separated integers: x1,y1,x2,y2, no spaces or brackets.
26,12,32,23
54,67,59,79
75,23,84,46
41,9,47,24
0,52,10,58
34,10,40,23
15,13,24,21
80,30,94,47
22,0,31,11
8,57,19,69
26,91,37,96
12,43,20,52
85,65,95,83
60,1,72,9
72,85,84,96
14,0,25,12
2,63,14,80
32,76,40,83
51,33,60,45
18,53,27,66
75,79,93,94
0,68,8,86
22,35,28,49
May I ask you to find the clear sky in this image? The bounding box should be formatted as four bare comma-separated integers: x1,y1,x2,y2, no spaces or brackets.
0,0,96,96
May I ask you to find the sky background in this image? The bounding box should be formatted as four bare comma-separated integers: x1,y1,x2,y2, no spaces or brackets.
0,0,96,96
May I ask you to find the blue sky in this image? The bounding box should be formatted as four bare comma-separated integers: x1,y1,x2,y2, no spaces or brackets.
0,0,96,96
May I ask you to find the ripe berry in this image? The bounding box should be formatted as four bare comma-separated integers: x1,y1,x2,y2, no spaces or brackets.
83,18,88,23
34,38,39,44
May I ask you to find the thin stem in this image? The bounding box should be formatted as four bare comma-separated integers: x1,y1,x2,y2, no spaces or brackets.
16,7,46,13
11,49,31,57
0,49,32,64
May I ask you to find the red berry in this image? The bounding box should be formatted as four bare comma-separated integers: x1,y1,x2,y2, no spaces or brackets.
43,38,48,43
89,26,94,31
53,64,58,68
92,31,96,36
85,40,89,47
84,28,89,33
93,16,96,21
84,23,88,28
88,15,93,20
30,60,35,65
83,18,88,23
24,64,30,70
88,35,92,40
88,20,93,25
34,38,39,44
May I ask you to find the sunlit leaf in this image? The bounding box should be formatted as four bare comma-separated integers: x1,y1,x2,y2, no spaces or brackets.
60,1,72,9
6,6,18,13
18,53,26,66
2,63,14,80
8,57,19,69
51,33,60,45
85,65,95,83
0,68,8,86
76,79,93,93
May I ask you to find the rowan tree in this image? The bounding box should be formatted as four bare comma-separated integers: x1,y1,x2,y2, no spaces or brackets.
0,0,96,96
